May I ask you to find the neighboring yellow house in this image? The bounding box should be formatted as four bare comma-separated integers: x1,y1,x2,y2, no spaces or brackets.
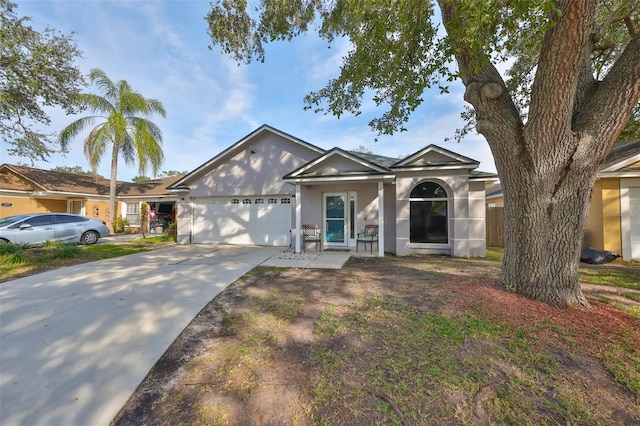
0,164,180,231
485,140,640,260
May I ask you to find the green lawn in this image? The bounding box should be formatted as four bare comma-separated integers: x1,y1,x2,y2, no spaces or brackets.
0,238,175,282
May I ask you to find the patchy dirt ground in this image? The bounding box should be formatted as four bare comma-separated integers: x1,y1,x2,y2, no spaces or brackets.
111,255,640,425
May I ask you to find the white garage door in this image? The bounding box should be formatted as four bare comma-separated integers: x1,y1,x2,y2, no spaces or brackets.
193,196,292,246
631,188,640,259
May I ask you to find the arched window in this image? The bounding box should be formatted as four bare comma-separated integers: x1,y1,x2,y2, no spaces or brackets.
410,182,448,243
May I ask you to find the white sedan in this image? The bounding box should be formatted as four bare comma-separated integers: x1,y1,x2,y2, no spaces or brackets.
0,213,110,245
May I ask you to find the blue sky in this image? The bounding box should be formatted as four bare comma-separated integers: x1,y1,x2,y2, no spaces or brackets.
4,0,496,181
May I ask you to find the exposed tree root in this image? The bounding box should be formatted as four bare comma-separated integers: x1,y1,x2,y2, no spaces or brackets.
344,380,411,426
472,384,497,426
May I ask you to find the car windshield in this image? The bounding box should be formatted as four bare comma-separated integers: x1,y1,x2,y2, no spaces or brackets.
0,215,31,227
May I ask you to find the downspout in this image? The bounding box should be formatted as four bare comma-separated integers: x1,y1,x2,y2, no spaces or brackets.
295,184,302,253
378,181,385,257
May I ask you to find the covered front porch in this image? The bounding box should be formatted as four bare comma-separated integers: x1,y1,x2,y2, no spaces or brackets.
282,147,397,257
288,179,394,257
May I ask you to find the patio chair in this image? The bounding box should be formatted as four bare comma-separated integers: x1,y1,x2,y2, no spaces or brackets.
302,224,322,252
357,224,379,253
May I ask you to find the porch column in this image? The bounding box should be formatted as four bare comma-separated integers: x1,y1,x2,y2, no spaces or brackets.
295,184,301,253
378,181,385,257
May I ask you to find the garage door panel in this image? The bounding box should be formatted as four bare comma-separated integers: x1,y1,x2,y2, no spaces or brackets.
193,197,291,246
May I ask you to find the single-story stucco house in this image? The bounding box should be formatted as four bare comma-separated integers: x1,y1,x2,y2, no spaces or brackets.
0,164,180,231
167,125,497,257
485,139,640,260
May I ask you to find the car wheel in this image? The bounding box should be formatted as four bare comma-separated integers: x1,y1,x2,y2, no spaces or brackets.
81,231,99,245
0,239,9,244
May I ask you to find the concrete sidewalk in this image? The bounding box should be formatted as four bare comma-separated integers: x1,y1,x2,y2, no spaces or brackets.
0,245,281,426
261,249,356,269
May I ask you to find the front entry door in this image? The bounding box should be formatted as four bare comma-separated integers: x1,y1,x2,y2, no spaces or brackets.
324,193,347,247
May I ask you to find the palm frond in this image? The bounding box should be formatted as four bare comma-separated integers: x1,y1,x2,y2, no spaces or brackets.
59,116,100,149
120,91,150,117
146,98,167,118
83,123,112,173
77,93,115,116
129,117,164,175
120,132,136,166
107,113,128,144
88,69,118,104
131,117,164,142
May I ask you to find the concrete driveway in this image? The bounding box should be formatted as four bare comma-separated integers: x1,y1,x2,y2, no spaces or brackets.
0,245,281,426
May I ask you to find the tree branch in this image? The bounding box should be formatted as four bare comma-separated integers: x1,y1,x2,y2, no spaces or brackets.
527,0,598,142
592,42,617,51
625,15,637,37
593,3,639,43
437,0,524,171
574,34,640,162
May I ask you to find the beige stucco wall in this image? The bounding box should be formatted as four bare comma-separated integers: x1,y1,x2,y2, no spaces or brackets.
0,195,67,217
468,180,487,257
583,179,604,250
601,178,622,254
176,199,192,244
83,199,112,223
395,170,480,257
188,132,321,198
0,194,115,225
486,196,504,208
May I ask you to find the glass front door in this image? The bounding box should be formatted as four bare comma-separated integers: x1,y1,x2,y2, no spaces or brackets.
324,193,347,246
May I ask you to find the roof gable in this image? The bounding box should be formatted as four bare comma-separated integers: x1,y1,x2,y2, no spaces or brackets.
1,164,178,197
600,140,640,172
284,148,392,179
392,144,479,169
0,166,37,191
168,124,325,190
1,164,112,195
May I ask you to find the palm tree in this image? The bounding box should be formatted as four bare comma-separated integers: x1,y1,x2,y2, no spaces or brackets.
60,68,166,232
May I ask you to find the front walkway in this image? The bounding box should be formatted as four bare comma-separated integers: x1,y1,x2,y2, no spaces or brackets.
261,247,378,269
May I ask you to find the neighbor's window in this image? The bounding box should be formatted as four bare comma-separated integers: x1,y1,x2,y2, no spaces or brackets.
231,199,240,204
268,198,278,204
126,203,139,214
280,198,291,204
242,198,252,204
409,182,448,244
126,203,141,226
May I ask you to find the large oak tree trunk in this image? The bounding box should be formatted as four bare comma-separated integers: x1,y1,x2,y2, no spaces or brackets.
498,134,595,307
439,0,640,307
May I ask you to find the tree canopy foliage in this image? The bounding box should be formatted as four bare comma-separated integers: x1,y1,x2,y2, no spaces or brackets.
0,0,84,161
206,0,638,140
131,170,187,182
51,165,101,177
158,169,188,178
